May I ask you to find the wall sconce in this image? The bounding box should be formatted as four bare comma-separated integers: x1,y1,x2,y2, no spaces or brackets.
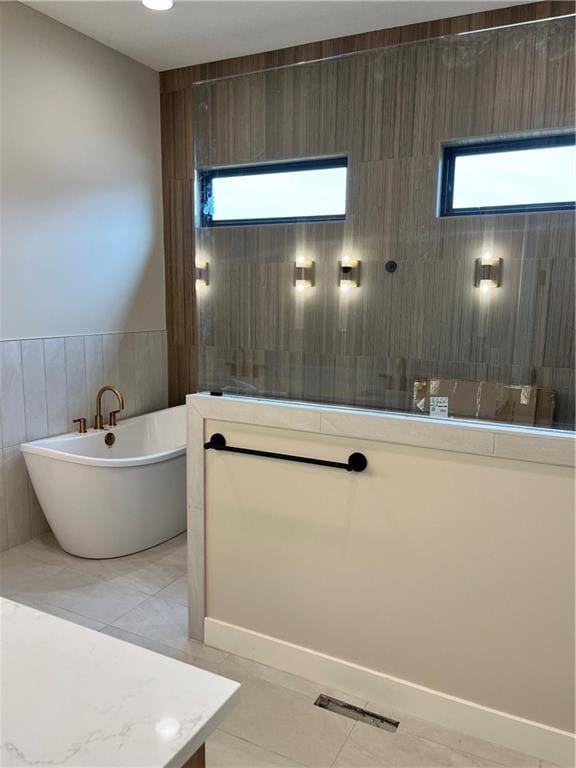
338,257,361,291
475,252,502,293
294,258,315,291
195,259,210,288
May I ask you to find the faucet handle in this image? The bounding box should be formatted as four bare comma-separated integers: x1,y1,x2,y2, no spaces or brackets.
73,418,87,434
108,410,121,427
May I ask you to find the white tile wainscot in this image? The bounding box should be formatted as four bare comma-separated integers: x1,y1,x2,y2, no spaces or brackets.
187,393,576,767
0,330,168,551
1,597,239,767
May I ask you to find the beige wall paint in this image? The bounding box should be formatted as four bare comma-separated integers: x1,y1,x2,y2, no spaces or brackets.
0,2,165,340
205,418,575,731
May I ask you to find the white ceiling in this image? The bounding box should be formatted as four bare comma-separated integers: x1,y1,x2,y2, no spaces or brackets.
25,0,535,72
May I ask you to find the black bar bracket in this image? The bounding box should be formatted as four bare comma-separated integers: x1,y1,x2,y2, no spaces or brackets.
204,433,367,473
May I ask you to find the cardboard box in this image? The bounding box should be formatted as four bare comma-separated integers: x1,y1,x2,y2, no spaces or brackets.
412,379,555,427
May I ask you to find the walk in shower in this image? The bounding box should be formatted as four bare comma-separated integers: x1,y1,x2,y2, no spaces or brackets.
188,15,575,431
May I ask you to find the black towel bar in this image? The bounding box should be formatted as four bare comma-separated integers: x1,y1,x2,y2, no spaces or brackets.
204,433,368,473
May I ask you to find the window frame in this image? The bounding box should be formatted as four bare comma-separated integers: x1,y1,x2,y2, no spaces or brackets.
439,133,576,217
198,156,348,227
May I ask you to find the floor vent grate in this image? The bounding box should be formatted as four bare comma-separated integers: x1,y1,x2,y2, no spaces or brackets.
314,694,400,732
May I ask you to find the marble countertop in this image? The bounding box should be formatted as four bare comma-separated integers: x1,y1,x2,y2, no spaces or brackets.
0,597,240,767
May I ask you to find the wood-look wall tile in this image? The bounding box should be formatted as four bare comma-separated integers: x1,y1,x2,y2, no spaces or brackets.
536,366,575,430
542,258,575,368
163,180,195,347
164,14,575,429
168,344,197,405
161,89,194,181
160,3,574,94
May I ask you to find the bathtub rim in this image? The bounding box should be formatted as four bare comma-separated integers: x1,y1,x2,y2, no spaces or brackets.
20,406,186,469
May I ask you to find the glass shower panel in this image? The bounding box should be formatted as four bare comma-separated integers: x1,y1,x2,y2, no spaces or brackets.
193,16,575,432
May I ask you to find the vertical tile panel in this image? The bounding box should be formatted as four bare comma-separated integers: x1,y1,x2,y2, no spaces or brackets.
160,330,169,407
3,445,30,548
65,336,87,430
84,334,104,408
118,333,138,418
0,341,26,448
0,449,7,552
134,332,153,415
102,333,121,386
21,339,48,441
44,338,68,437
146,331,168,411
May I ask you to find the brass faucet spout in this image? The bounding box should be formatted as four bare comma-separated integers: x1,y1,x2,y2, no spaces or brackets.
94,386,125,430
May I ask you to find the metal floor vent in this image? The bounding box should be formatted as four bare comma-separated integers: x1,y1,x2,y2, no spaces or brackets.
314,694,399,732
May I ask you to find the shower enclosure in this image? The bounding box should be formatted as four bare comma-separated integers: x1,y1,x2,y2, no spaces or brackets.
188,16,575,431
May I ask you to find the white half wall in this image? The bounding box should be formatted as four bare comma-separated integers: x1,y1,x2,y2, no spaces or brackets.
187,394,576,764
0,2,165,340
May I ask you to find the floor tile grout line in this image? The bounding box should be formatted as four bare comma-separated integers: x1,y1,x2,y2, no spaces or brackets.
149,571,188,598
212,652,231,672
398,726,540,767
216,725,309,767
220,651,369,710
329,720,359,768
104,592,155,627
26,552,188,599
2,535,544,768
447,746,511,768
17,582,150,627
3,594,112,629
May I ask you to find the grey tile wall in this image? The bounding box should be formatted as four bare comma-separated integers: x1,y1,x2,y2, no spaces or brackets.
0,331,168,552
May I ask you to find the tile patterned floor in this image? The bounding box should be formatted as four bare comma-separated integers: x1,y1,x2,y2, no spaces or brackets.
0,533,554,768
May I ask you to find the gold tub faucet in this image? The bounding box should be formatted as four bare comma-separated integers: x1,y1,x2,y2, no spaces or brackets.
93,386,125,430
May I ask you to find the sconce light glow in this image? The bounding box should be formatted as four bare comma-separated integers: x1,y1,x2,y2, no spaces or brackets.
142,0,174,10
294,258,315,291
195,258,209,289
338,257,361,290
474,250,502,293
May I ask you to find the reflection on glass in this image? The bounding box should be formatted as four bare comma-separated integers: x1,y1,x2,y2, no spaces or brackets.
211,167,347,221
453,145,576,209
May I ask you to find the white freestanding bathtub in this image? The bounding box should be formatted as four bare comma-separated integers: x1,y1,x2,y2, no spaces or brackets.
21,406,186,559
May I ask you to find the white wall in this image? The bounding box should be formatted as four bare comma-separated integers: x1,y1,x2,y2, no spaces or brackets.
0,1,165,340
204,418,575,734
0,3,168,552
